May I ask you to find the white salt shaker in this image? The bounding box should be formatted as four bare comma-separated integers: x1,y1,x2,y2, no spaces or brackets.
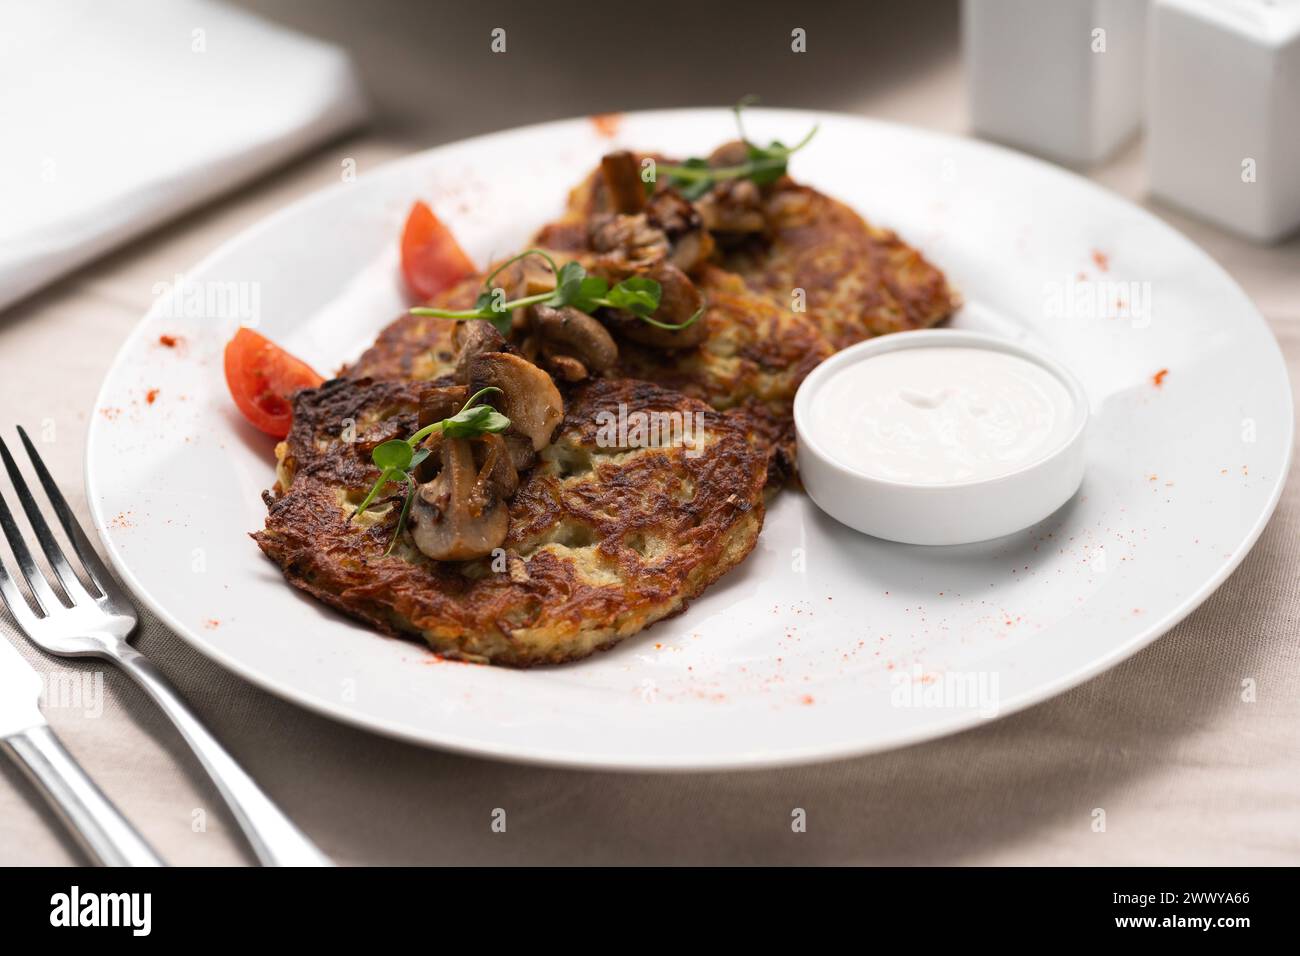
1147,0,1300,242
962,0,1148,166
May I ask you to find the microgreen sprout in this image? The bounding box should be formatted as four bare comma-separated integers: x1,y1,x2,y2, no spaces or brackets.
408,250,704,332
351,386,509,553
656,96,818,199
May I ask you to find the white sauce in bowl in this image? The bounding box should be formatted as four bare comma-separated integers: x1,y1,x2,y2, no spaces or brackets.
805,346,1078,485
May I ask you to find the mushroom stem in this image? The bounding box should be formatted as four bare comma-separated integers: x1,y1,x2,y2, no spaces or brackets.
600,150,646,214
532,304,619,376
409,436,509,562
474,433,519,498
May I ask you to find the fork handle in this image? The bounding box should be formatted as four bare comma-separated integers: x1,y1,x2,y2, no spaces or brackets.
3,724,164,866
112,646,331,867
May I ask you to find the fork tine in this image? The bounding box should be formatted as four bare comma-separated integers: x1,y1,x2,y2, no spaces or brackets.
0,552,43,626
16,426,131,608
0,435,97,607
0,481,60,614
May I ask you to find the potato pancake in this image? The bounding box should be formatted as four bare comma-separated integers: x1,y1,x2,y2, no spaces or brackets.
254,376,766,666
719,184,960,350
546,157,959,349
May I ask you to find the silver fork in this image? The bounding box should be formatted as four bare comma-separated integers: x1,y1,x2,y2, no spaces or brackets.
0,427,331,867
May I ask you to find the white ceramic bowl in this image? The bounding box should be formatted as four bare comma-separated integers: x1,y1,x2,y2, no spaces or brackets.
794,329,1090,546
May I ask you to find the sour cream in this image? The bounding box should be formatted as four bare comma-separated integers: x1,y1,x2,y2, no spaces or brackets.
805,345,1078,485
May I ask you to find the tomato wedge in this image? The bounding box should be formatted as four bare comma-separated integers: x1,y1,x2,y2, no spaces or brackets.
223,327,324,438
400,200,477,300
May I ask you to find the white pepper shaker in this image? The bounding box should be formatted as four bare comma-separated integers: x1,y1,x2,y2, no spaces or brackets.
963,0,1149,166
1147,0,1300,242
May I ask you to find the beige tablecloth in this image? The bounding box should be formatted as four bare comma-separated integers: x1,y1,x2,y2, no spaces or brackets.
1,1,1297,865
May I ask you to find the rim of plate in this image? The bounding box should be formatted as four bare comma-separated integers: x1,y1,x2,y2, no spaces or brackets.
84,107,1294,771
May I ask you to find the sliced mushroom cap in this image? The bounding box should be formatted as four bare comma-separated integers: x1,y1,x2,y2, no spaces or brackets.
665,228,714,275
514,253,561,299
644,188,697,235
409,436,509,561
600,150,646,214
696,177,767,237
417,384,469,429
452,321,507,384
590,213,669,267
603,260,709,349
531,304,618,375
467,351,564,452
707,139,750,168
644,189,715,274
540,349,589,383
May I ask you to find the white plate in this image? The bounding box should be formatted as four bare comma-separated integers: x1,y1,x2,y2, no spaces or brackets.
86,109,1293,770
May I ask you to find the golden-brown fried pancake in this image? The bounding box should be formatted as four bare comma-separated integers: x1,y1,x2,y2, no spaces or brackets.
254,376,766,666
720,185,959,350
544,159,959,350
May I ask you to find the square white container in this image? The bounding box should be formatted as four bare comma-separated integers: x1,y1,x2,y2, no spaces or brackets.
1147,0,1300,241
963,0,1148,166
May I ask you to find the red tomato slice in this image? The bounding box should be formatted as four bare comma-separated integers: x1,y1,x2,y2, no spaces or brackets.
223,328,324,438
400,200,477,300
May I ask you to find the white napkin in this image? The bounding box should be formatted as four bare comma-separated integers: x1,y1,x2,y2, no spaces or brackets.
0,0,368,312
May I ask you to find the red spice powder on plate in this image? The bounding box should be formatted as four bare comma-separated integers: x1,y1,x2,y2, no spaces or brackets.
590,113,622,138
